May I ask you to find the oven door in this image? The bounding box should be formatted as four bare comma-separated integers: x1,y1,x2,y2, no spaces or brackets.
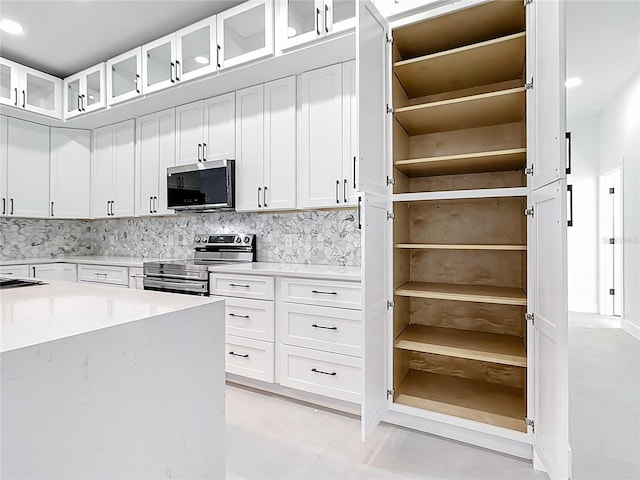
143,276,209,296
167,160,235,211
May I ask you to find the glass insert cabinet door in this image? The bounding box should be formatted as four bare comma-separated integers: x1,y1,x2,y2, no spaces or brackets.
106,47,142,106
217,0,274,70
0,58,20,107
20,69,62,118
63,64,105,119
142,33,176,94
177,16,217,82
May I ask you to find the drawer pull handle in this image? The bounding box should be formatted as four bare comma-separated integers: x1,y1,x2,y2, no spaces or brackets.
311,290,337,295
229,313,250,318
311,368,336,376
312,324,338,330
94,273,108,277
228,351,249,358
228,283,250,288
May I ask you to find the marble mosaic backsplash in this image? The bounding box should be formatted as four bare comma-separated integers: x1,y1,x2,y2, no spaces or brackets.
0,209,361,266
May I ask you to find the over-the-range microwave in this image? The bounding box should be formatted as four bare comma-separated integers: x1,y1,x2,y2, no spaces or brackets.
167,160,235,212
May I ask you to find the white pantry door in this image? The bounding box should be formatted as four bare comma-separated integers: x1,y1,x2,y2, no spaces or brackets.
357,0,389,196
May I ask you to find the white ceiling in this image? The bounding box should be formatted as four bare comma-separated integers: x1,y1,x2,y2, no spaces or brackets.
566,0,640,119
0,1,245,78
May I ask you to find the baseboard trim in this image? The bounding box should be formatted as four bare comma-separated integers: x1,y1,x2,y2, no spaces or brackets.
567,302,599,314
622,318,640,341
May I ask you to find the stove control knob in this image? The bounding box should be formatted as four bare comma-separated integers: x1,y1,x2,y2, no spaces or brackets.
244,236,250,243
235,237,241,243
195,237,201,243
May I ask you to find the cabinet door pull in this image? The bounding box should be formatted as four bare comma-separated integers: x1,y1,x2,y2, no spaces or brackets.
228,351,249,358
14,87,17,106
344,179,348,203
175,60,181,81
170,62,176,83
335,180,340,203
263,186,268,208
50,201,54,217
565,132,572,174
197,143,202,161
153,196,157,213
2,198,5,215
353,156,356,188
567,184,573,227
216,45,221,68
357,196,361,230
203,142,207,161
135,74,140,94
94,272,108,277
22,90,26,108
82,94,86,111
311,290,337,295
110,200,114,216
258,187,262,208
228,283,250,288
32,266,36,276
324,4,329,33
312,324,338,330
316,7,321,35
77,95,82,112
228,313,250,319
150,196,153,213
10,198,13,215
311,368,336,376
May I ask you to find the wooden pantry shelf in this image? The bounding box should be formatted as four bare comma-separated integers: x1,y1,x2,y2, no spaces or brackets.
395,282,527,306
394,148,526,177
394,87,526,136
394,33,526,98
394,369,526,432
394,244,526,251
395,325,527,367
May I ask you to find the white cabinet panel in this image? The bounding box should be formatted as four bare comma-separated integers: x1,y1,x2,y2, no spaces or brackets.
1,58,62,118
142,32,177,94
342,59,357,204
136,108,175,216
279,277,362,309
6,118,50,218
221,296,275,342
50,128,91,218
0,264,29,277
60,264,77,282
225,334,275,382
210,273,274,300
78,264,129,287
91,125,114,218
106,47,142,106
0,116,7,217
63,63,106,119
177,16,218,82
204,92,236,161
299,63,344,208
0,58,20,108
175,101,204,165
31,263,77,282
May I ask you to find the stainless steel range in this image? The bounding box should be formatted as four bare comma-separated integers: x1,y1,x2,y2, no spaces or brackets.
143,233,256,296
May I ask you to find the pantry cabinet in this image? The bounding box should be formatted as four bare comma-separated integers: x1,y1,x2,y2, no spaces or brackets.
106,47,143,106
135,108,175,216
276,0,356,51
175,92,235,165
91,120,135,218
63,63,106,119
357,0,568,477
4,117,50,218
50,128,91,218
235,77,296,212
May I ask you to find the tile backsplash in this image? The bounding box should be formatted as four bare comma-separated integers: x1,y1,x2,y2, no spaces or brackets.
0,209,361,266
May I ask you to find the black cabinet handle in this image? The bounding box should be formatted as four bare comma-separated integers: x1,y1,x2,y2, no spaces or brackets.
203,142,207,161
176,60,180,81
82,94,86,111
170,62,176,83
135,74,140,94
316,7,321,35
153,196,157,213
311,290,337,295
258,187,262,208
22,90,25,108
357,196,362,230
344,179,348,203
228,313,250,319
2,198,5,215
197,143,202,161
263,186,268,208
353,156,356,188
311,368,336,376
216,45,221,68
228,283,250,288
567,184,573,227
565,132,572,175
77,95,82,112
149,196,153,213
228,351,249,358
50,201,54,217
336,180,340,203
312,324,338,330
14,87,17,106
324,4,329,33
10,198,13,215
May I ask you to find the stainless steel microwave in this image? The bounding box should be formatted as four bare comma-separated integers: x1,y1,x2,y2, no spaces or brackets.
167,160,235,212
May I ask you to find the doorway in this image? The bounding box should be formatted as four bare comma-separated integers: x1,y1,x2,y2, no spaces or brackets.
599,167,623,317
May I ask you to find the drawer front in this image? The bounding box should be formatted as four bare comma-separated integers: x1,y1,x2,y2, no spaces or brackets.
217,296,274,342
225,335,274,383
278,345,361,403
77,264,129,286
279,303,362,357
210,274,274,300
279,277,361,309
0,265,30,277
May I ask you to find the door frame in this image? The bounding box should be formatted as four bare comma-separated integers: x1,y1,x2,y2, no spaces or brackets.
599,167,623,317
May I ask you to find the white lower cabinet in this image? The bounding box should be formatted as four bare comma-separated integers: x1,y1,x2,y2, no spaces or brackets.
225,335,275,383
224,296,275,342
128,267,145,289
0,264,29,277
77,264,129,287
31,263,77,282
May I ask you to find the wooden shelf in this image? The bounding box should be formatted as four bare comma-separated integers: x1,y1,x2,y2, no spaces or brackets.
395,282,527,306
395,33,526,98
394,369,526,432
394,87,525,136
395,325,527,367
394,148,526,177
394,243,526,251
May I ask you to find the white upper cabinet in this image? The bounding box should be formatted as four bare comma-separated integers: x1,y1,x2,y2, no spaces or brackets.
106,47,143,106
6,118,50,218
50,128,91,218
63,63,106,119
0,58,62,119
277,0,355,51
142,33,177,95
135,108,175,216
177,16,218,83
91,120,135,218
342,59,357,205
175,92,235,166
217,0,274,70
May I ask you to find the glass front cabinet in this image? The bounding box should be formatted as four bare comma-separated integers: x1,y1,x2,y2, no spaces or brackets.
276,0,355,51
63,64,106,119
106,47,143,106
0,57,62,118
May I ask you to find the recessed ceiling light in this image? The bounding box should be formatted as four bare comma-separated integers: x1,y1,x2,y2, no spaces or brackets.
0,19,25,35
287,26,297,38
194,56,209,65
565,77,582,88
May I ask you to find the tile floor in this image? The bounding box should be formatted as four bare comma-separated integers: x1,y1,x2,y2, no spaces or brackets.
224,312,639,480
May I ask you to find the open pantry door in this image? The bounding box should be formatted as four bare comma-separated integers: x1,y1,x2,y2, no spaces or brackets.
357,0,390,196
360,192,391,440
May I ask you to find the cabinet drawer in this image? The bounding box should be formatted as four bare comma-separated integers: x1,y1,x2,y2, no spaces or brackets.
77,264,129,286
279,277,361,309
217,296,274,342
278,345,361,403
225,335,274,383
279,303,362,357
0,265,30,277
210,274,274,300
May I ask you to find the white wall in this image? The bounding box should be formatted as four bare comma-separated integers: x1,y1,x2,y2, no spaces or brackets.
599,72,640,337
566,115,600,313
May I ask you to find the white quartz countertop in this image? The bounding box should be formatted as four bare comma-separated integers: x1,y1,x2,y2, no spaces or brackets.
0,256,169,268
0,280,220,353
207,262,361,281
